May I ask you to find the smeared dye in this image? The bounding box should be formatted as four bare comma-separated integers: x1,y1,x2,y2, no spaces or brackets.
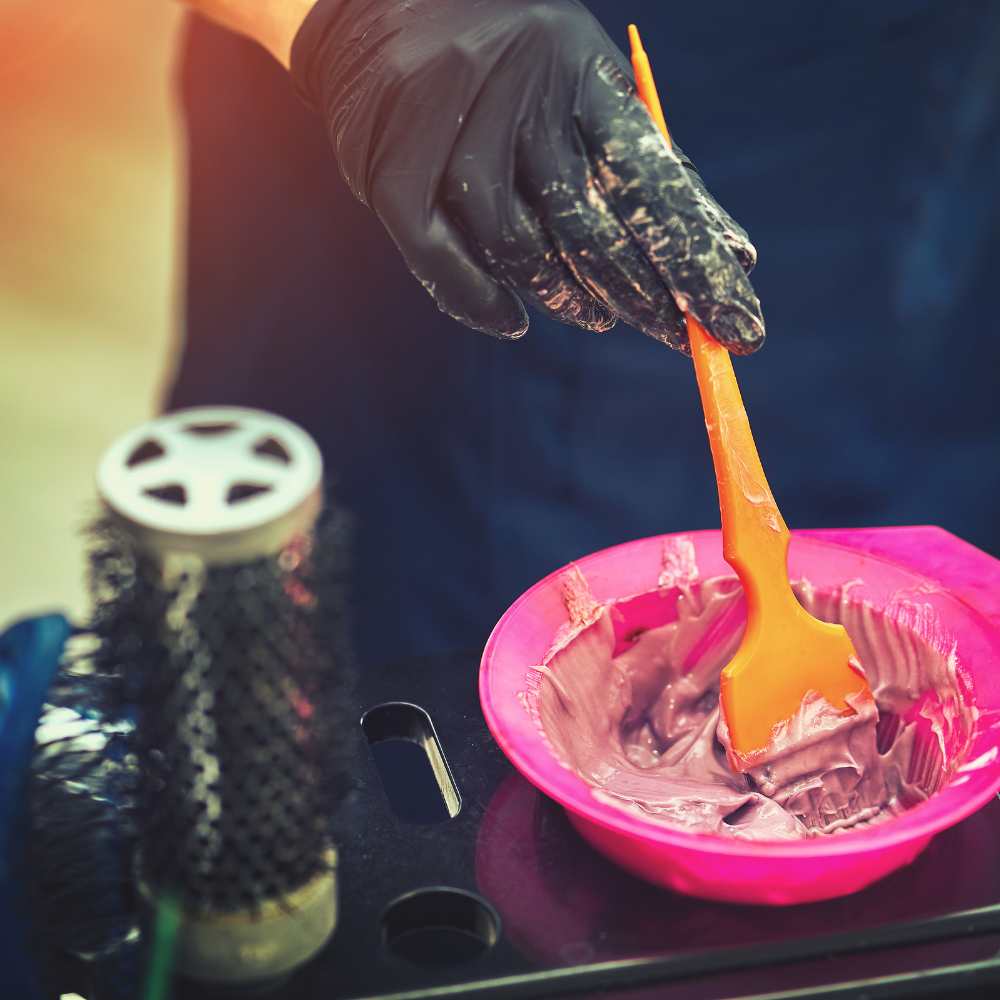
531,575,976,840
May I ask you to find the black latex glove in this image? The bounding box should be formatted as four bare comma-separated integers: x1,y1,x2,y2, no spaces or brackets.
291,0,764,353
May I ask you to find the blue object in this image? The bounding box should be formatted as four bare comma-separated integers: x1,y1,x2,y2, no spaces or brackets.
0,614,72,1000
174,1,1000,665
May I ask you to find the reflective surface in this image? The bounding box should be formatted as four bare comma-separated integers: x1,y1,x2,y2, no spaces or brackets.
172,638,1000,999
168,526,1000,998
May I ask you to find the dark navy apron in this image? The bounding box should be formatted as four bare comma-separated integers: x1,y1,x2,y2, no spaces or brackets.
172,1,1000,665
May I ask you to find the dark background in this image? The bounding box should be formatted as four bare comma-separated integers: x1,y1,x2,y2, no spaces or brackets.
173,1,1000,664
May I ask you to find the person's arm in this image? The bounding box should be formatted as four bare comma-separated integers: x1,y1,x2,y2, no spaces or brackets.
181,0,313,68
181,0,764,353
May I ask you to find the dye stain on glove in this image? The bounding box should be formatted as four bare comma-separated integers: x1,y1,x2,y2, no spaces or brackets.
291,0,763,351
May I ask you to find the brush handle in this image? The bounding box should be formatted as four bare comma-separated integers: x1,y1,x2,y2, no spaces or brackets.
686,317,794,612
629,26,795,619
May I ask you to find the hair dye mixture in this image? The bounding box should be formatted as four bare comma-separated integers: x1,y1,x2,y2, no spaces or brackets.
533,576,975,840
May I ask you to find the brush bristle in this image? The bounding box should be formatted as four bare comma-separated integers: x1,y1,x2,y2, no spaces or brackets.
85,499,357,913
26,494,357,995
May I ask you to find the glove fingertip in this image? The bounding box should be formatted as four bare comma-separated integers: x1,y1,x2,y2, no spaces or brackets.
495,318,530,341
733,241,758,276
703,305,766,356
574,302,618,333
459,287,530,340
588,314,618,334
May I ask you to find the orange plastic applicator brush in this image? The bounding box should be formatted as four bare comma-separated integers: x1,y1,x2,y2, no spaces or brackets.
627,24,874,766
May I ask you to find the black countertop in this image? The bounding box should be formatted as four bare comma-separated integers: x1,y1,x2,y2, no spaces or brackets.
171,643,1000,1000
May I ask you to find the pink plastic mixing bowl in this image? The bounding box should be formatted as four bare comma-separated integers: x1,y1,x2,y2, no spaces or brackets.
479,527,1000,905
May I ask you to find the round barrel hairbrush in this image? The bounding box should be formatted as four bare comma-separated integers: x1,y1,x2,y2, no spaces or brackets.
91,406,348,988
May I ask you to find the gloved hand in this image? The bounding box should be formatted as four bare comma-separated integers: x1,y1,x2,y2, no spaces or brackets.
291,0,764,353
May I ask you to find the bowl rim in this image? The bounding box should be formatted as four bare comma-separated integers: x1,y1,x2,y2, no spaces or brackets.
479,529,1000,860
